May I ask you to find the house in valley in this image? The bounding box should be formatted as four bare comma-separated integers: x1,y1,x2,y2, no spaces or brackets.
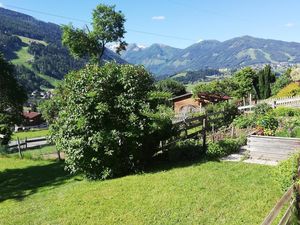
15,111,47,131
170,92,230,116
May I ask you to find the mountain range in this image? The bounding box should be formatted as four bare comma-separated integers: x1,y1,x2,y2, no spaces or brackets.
2,7,300,92
0,7,126,92
121,36,300,76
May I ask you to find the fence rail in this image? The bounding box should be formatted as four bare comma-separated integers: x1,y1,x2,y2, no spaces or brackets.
261,186,295,225
162,110,226,149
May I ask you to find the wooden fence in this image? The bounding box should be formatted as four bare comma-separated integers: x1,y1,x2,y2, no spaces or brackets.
8,137,48,159
162,110,227,149
247,135,300,161
261,157,300,225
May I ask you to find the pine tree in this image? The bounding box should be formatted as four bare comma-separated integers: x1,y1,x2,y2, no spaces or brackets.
258,70,265,99
264,65,271,99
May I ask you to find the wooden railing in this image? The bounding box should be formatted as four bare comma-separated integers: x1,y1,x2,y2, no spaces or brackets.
162,110,226,149
261,186,296,225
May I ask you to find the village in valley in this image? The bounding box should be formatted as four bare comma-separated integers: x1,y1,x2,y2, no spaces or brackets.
1,1,300,225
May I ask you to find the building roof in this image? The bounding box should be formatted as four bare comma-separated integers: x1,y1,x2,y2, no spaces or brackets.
169,92,193,102
23,111,41,119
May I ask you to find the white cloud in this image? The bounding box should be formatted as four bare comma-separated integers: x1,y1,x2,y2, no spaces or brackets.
197,39,203,43
285,22,295,28
0,3,4,7
152,16,165,20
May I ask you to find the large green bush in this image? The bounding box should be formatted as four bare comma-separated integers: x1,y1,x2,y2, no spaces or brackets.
44,63,174,179
254,103,272,116
167,139,204,162
233,114,256,129
257,115,278,136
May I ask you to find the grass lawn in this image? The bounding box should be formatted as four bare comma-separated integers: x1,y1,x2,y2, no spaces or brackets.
0,157,282,225
6,145,57,160
12,129,49,141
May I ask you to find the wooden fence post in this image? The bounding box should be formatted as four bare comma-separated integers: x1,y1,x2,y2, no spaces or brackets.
57,150,61,161
184,122,188,139
211,124,215,142
231,125,235,138
202,116,207,150
296,157,300,219
17,137,23,159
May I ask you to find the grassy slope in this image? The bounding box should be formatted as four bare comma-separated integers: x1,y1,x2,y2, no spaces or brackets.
0,158,282,225
275,82,300,98
12,129,49,140
11,37,60,88
18,36,47,46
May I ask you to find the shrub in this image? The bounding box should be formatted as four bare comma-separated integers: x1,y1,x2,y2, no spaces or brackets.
233,114,256,129
43,63,174,179
257,115,278,136
206,101,239,129
254,103,272,116
206,137,245,158
274,154,299,192
273,107,300,117
167,139,204,162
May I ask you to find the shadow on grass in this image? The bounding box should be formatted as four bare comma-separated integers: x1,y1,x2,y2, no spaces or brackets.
144,155,221,175
0,161,72,202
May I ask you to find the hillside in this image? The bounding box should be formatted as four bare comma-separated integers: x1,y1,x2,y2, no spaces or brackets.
122,36,300,76
0,7,126,93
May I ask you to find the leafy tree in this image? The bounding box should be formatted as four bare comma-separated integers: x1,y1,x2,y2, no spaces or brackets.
42,63,174,179
156,79,186,97
0,55,27,144
62,4,127,63
232,67,257,99
193,78,236,97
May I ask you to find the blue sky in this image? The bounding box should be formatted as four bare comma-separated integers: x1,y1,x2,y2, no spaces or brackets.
0,0,299,48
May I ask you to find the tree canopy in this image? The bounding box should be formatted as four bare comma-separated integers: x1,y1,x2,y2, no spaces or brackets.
42,63,173,179
156,79,186,97
62,4,127,63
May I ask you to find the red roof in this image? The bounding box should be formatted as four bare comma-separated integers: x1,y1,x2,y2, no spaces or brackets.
23,111,41,119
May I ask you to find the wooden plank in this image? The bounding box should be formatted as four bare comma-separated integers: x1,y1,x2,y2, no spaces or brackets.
248,147,296,154
248,140,300,146
261,186,294,225
186,123,203,130
187,132,200,139
249,135,300,141
184,115,205,123
26,137,47,143
248,137,300,143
